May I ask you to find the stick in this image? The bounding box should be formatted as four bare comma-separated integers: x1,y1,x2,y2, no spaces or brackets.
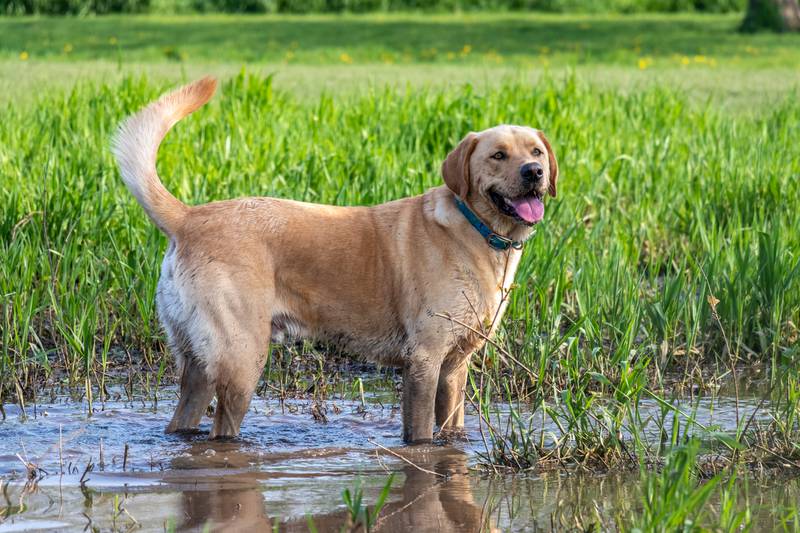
366,439,447,478
433,313,538,382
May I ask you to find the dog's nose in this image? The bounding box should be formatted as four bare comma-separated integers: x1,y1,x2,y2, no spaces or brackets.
520,162,544,182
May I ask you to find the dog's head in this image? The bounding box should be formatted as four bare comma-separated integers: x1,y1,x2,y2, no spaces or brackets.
442,125,558,235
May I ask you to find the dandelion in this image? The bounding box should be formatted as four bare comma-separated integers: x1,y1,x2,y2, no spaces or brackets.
63,43,73,53
637,57,652,70
109,37,118,45
484,51,503,64
693,55,707,63
680,56,690,66
446,51,455,61
339,53,353,64
19,51,28,61
460,44,472,56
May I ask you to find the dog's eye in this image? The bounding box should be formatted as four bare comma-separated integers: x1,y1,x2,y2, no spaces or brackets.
491,151,506,160
532,148,543,156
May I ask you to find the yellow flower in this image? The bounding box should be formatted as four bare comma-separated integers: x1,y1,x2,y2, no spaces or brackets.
680,56,690,66
63,43,73,53
693,55,707,63
460,44,472,56
339,53,353,64
484,51,503,63
109,37,118,45
446,51,455,60
19,51,29,61
637,57,652,70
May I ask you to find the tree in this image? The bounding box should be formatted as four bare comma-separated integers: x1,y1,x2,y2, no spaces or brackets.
741,0,800,32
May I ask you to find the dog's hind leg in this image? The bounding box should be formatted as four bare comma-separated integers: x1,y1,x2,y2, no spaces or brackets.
166,351,215,433
205,290,272,440
208,332,269,440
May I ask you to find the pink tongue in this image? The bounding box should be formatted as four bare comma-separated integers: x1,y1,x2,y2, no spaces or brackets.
510,197,544,223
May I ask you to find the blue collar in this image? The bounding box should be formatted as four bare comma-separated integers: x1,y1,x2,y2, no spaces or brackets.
454,196,524,251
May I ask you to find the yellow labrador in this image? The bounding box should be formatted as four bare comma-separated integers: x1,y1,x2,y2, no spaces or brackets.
113,77,558,443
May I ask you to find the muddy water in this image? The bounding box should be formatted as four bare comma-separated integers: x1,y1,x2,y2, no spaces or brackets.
0,387,797,532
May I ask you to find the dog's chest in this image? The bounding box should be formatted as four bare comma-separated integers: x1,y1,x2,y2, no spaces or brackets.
487,250,523,331
452,249,523,336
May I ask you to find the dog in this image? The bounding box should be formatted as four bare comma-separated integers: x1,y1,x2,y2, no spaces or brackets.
113,77,558,443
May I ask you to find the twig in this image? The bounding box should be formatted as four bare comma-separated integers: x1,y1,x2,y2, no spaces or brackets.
117,498,140,527
434,313,538,382
59,425,63,476
754,443,800,470
366,439,447,478
79,460,94,488
16,454,39,481
698,264,740,432
372,480,440,531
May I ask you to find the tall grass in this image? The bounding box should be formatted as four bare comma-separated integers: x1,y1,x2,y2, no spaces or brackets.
0,73,798,421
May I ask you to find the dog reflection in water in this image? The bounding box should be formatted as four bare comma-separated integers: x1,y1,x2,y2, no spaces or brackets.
165,443,494,532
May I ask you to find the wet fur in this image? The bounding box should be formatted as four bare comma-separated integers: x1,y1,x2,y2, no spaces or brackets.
113,77,558,443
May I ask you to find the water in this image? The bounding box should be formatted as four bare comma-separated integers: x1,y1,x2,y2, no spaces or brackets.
0,386,797,531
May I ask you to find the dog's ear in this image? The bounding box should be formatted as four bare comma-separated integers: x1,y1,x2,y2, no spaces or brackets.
442,132,479,199
538,130,559,198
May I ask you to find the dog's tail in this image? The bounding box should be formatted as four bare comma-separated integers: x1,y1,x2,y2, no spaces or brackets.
112,76,217,236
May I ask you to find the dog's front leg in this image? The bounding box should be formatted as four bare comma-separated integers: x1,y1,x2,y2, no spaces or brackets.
435,355,469,432
402,356,442,444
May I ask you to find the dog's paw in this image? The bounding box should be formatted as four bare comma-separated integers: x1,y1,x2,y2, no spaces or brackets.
433,427,468,444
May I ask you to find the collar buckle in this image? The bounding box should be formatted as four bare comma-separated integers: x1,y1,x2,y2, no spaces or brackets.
487,233,521,251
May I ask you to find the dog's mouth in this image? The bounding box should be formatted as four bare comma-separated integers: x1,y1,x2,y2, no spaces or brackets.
489,189,545,226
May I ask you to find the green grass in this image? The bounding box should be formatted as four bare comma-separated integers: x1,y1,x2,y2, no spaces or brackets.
2,13,798,111
0,12,799,529
4,13,798,66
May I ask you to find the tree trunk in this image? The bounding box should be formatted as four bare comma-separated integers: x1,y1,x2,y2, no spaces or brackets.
741,0,800,32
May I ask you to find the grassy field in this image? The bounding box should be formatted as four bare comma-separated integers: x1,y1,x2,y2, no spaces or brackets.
2,13,800,110
5,13,798,65
1,12,799,530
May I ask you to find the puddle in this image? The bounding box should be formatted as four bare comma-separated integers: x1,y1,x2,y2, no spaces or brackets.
0,386,797,531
